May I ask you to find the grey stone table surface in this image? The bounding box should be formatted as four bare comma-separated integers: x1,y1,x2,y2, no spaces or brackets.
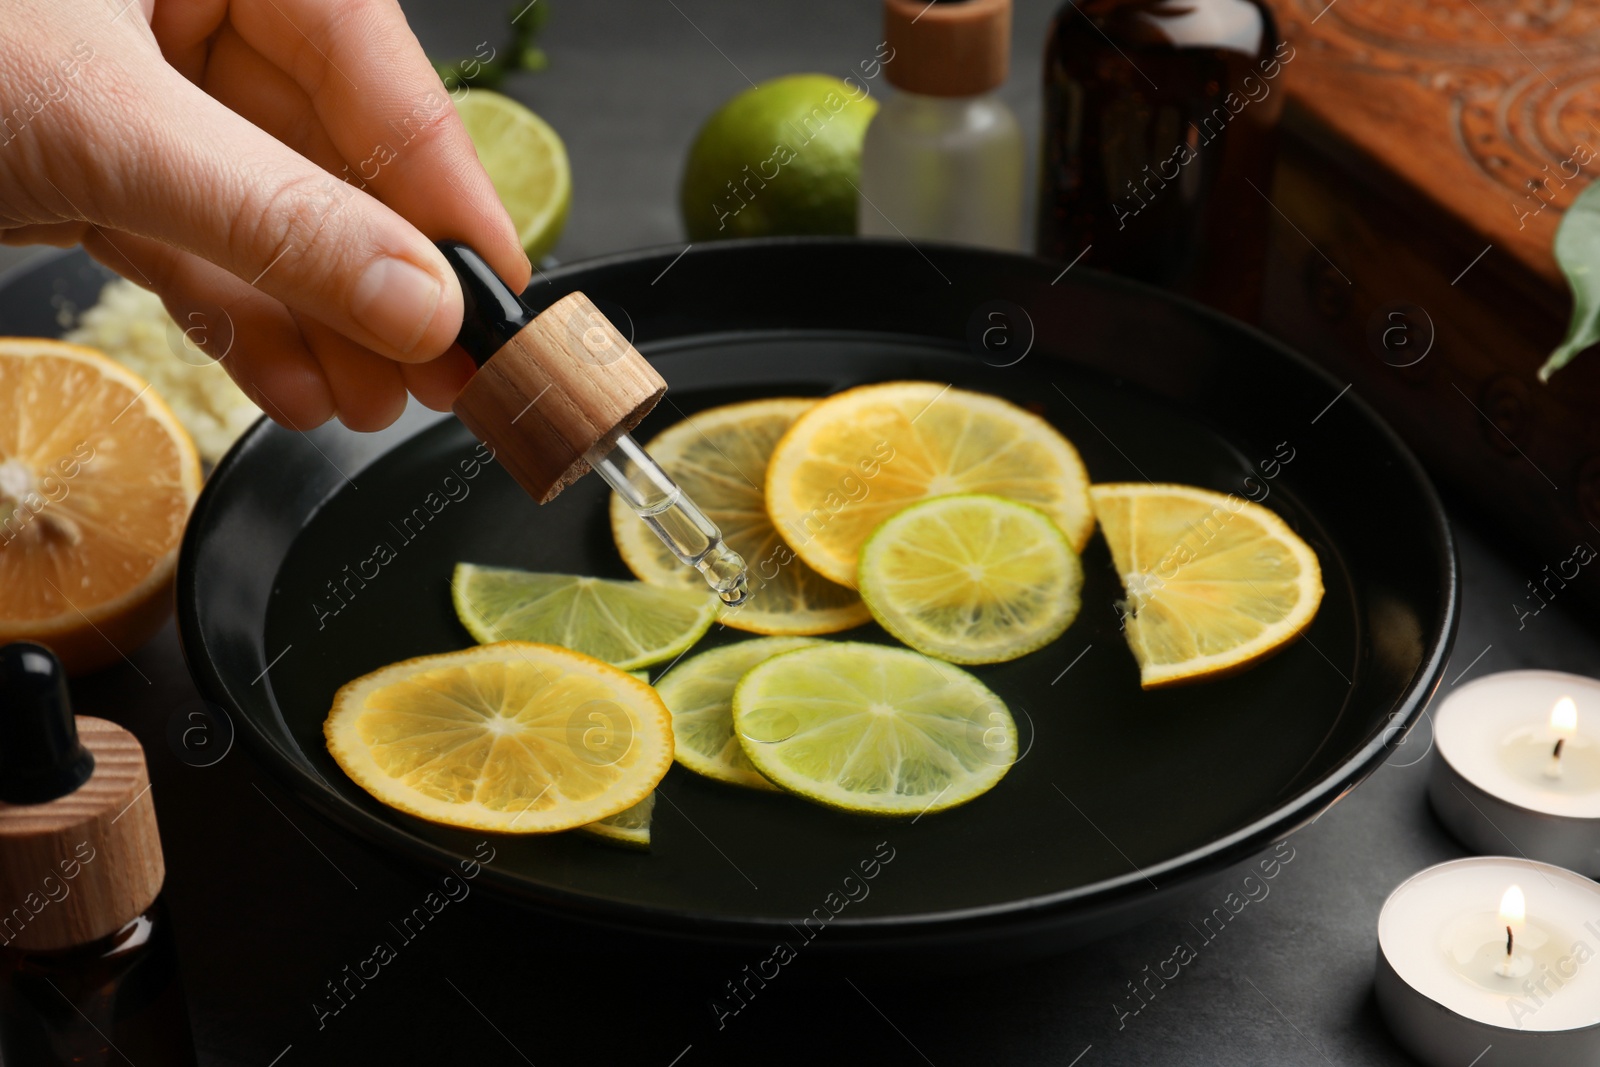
59,520,1589,1067
5,2,1596,1065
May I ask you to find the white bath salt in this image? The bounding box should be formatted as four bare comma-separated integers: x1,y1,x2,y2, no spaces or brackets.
63,279,259,465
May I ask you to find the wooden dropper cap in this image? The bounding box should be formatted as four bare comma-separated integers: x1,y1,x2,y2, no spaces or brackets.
441,243,666,504
884,0,1012,97
0,642,164,952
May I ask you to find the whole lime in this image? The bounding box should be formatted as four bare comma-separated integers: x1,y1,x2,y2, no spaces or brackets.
679,74,879,241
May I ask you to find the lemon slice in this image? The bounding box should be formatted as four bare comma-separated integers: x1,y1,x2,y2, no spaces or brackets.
452,563,718,671
655,636,822,789
765,382,1094,588
612,399,869,635
579,791,655,848
858,494,1083,665
324,643,672,833
0,338,201,673
1090,483,1325,689
732,643,1015,815
454,90,571,260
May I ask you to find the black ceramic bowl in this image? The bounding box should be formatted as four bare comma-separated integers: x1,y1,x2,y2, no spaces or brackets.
0,240,1456,963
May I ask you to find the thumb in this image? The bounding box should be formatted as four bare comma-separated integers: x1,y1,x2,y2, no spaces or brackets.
80,68,463,362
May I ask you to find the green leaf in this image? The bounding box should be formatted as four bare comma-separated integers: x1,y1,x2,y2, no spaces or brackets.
1540,179,1600,381
428,0,548,91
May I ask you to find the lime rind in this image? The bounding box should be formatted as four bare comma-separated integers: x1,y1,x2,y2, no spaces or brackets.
731,642,1016,815
679,75,877,241
451,563,719,670
857,494,1083,665
454,90,571,260
655,636,822,789
763,381,1096,588
578,791,654,848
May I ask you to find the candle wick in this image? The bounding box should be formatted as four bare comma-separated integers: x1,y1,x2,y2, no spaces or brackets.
1506,925,1514,958
1552,737,1565,761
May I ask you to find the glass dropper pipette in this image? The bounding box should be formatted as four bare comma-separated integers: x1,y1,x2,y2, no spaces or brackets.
437,242,750,606
583,433,748,605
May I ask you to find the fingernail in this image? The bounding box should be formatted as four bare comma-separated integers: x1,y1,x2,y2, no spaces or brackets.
352,257,443,354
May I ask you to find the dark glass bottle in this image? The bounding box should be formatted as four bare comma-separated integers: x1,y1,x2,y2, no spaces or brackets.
0,642,197,1067
1,901,197,1067
1035,0,1287,322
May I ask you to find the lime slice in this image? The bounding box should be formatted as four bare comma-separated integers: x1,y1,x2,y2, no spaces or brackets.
452,564,718,671
655,636,822,789
454,90,571,260
579,791,654,848
732,643,1016,815
765,381,1094,587
858,494,1083,665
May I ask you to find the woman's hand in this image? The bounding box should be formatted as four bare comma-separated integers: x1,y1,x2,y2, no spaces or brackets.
0,0,532,431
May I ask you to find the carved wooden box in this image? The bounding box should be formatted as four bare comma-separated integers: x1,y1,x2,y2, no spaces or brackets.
1259,0,1600,614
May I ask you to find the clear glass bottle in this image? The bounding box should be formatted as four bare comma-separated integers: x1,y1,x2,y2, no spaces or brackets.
1035,0,1285,321
859,93,1024,249
858,0,1024,251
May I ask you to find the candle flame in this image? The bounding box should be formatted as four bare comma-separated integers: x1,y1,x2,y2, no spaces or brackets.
1500,885,1526,928
1551,696,1578,736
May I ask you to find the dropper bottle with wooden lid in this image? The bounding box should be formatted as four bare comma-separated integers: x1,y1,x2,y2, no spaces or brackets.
857,0,1025,250
439,242,750,607
0,641,197,1066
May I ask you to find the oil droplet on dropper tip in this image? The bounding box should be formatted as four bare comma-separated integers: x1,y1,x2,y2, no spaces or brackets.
585,433,753,605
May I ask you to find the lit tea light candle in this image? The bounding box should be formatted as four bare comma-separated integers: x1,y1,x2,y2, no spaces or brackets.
1376,858,1600,1066
1546,697,1579,780
1493,885,1528,978
1427,671,1600,877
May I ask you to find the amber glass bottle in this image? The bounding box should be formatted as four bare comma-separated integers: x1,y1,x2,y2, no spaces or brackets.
1,901,197,1066
0,642,197,1067
1035,0,1288,322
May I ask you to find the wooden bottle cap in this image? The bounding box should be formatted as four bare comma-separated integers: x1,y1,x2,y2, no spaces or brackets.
451,291,666,504
884,0,1012,97
0,716,163,952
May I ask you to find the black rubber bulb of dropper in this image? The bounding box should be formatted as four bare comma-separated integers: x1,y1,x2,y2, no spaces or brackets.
0,642,94,804
434,243,752,607
435,241,535,368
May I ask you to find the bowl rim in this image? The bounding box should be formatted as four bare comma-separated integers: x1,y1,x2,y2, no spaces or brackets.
168,236,1459,945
